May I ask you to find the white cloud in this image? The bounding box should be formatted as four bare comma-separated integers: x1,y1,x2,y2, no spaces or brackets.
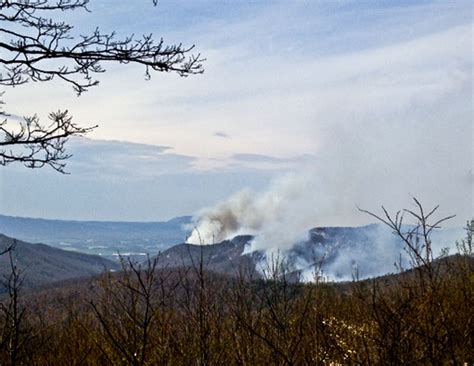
65,137,195,179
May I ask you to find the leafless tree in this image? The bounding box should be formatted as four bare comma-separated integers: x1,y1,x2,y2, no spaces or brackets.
0,0,204,172
0,242,32,365
358,197,455,273
357,198,464,364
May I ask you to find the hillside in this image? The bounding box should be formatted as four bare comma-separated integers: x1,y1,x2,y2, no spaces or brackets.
6,217,469,365
157,224,463,281
12,246,472,364
0,234,120,291
157,235,262,276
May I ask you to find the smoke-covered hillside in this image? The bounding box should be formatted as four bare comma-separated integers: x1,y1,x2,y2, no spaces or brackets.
161,224,464,281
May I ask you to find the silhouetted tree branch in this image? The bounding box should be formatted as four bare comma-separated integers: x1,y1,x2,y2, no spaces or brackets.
358,197,455,272
0,109,96,173
0,242,32,365
0,0,204,172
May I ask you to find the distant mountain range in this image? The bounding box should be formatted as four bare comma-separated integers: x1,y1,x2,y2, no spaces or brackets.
157,224,464,281
0,234,119,291
0,214,191,260
0,213,464,286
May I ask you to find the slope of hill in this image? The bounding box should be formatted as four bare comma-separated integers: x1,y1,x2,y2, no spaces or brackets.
157,235,262,276
0,214,191,260
156,224,463,281
0,234,120,290
10,246,472,365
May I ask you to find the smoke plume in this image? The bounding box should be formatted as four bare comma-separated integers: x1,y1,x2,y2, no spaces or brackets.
186,168,465,282
186,173,321,250
185,79,471,278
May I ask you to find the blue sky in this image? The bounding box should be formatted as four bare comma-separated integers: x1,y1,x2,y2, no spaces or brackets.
0,0,472,224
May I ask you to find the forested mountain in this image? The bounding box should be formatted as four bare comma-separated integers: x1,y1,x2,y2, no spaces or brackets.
0,234,119,290
157,224,463,281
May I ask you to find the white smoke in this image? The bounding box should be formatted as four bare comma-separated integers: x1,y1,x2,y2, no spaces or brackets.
185,67,471,275
312,225,464,282
186,172,321,249
186,170,466,282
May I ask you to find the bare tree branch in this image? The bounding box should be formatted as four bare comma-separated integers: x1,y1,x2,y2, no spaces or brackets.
358,198,455,274
0,110,96,173
0,0,204,172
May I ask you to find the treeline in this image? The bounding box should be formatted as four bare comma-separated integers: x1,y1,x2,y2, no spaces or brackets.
0,216,473,364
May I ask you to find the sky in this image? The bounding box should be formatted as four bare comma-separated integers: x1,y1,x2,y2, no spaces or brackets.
0,0,472,225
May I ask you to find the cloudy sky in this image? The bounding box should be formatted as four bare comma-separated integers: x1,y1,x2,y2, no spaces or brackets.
0,0,472,225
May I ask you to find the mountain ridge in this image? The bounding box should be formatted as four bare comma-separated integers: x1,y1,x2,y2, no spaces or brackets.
156,224,464,281
0,233,120,291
